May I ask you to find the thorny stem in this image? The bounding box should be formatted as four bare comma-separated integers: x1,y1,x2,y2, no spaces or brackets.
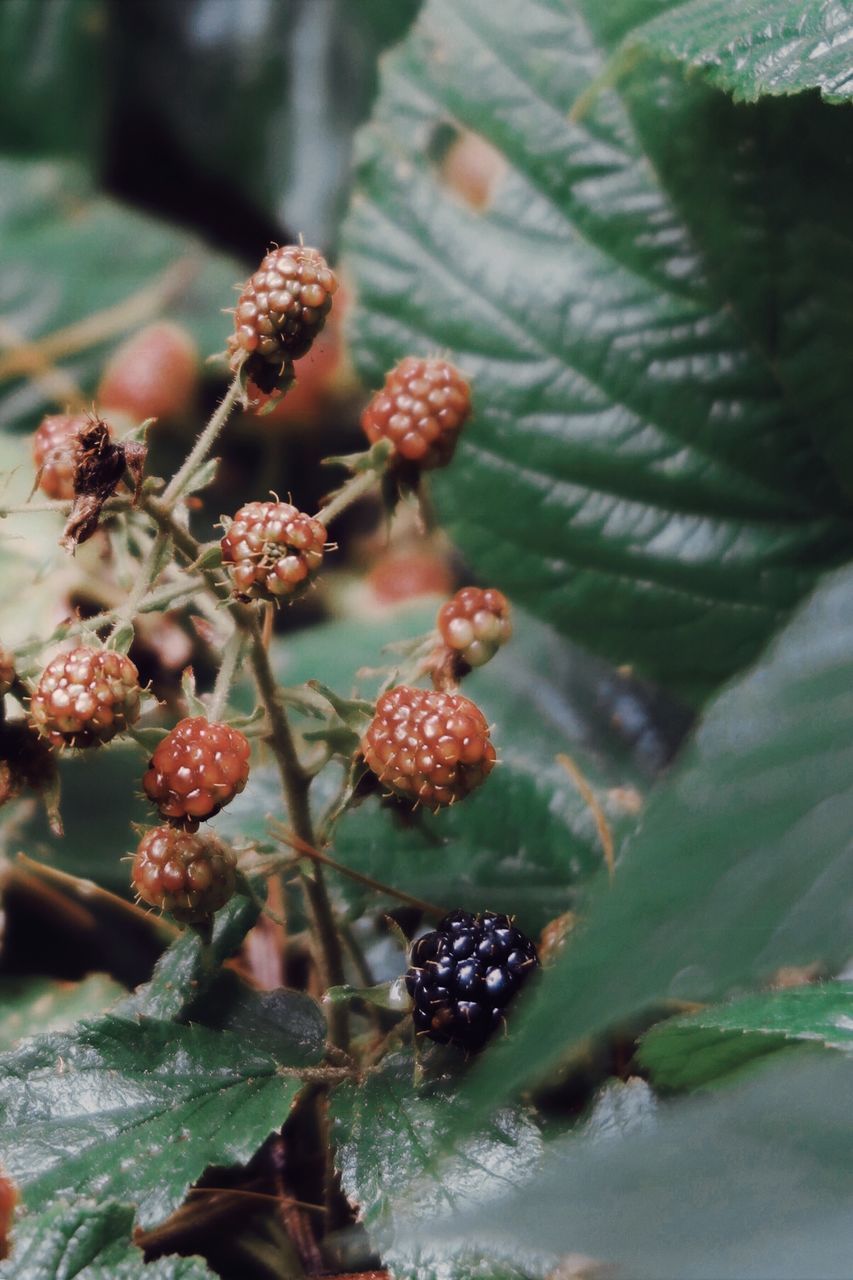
314,467,380,527
140,492,350,1049
161,371,243,505
271,823,446,919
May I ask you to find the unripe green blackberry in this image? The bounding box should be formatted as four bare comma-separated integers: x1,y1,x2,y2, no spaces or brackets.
438,587,511,669
143,717,251,829
220,500,327,602
30,647,141,748
228,245,338,394
361,685,495,808
361,357,471,469
407,909,539,1051
132,825,237,923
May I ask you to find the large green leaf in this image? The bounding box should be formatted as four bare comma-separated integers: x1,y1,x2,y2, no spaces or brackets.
631,0,853,102
0,158,242,432
331,1052,542,1280
411,1051,853,1280
0,1016,309,1229
638,980,853,1089
0,0,106,164
219,602,651,934
343,0,853,700
462,560,853,1117
1,1199,212,1280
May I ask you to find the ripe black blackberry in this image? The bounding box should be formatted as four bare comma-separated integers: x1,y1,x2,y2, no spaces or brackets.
406,909,538,1051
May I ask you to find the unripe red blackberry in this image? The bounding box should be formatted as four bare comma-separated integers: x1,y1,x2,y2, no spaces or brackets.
361,357,471,469
98,322,199,423
220,500,327,602
132,825,237,923
406,909,539,1051
32,413,90,500
0,648,15,699
143,716,250,829
30,647,141,748
438,587,511,669
228,245,338,394
361,685,495,808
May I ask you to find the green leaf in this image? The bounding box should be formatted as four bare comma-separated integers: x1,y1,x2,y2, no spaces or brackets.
638,981,853,1090
415,1052,853,1280
0,1015,308,1230
462,560,853,1117
183,971,326,1067
332,1052,542,1280
0,158,243,433
631,0,853,103
0,0,106,164
0,975,124,1053
343,0,853,700
2,1199,213,1279
121,875,263,1021
221,602,650,935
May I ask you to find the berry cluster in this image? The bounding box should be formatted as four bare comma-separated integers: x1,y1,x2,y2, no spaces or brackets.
143,716,251,830
29,647,141,748
228,245,338,394
361,356,471,469
361,685,495,808
437,587,511,670
132,825,237,923
406,909,539,1051
221,500,327,602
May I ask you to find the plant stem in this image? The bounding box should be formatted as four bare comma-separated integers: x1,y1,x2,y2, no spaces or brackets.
271,824,446,919
140,491,350,1049
314,467,380,526
108,530,171,642
161,372,243,505
208,628,244,720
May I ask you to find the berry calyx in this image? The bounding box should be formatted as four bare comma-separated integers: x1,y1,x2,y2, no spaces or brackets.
361,685,495,808
228,245,338,395
220,500,327,602
29,647,141,748
437,587,511,669
406,909,539,1051
142,716,251,829
33,413,96,501
0,648,16,699
360,357,471,470
132,825,238,923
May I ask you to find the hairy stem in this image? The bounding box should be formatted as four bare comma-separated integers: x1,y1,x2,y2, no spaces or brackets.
314,467,380,527
161,372,243,505
208,628,244,720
